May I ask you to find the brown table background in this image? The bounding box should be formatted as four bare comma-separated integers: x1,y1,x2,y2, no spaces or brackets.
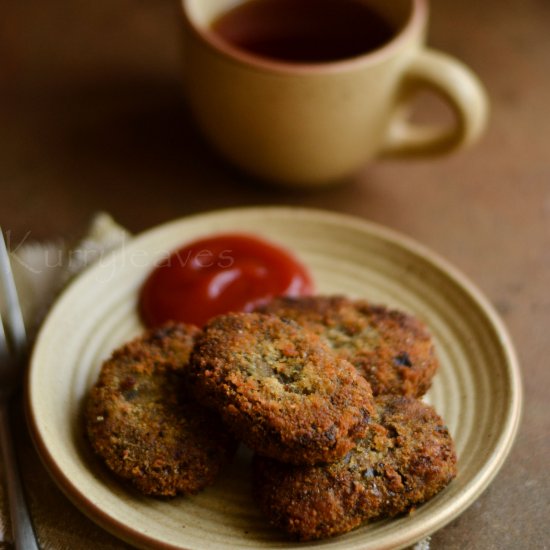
1,0,549,548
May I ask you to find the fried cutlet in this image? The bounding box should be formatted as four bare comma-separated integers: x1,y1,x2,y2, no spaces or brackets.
85,322,237,497
253,395,457,540
187,312,376,465
257,295,439,397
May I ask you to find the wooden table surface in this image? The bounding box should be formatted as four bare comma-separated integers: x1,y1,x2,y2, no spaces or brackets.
1,0,549,548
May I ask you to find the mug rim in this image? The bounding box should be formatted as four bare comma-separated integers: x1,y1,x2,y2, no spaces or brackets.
181,0,428,74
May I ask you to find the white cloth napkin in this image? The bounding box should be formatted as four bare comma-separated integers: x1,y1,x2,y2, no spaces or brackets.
8,213,129,336
0,213,431,549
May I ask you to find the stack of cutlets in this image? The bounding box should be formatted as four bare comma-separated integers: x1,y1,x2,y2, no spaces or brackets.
85,295,456,541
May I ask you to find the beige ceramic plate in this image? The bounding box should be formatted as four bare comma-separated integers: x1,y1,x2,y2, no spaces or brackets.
27,207,521,550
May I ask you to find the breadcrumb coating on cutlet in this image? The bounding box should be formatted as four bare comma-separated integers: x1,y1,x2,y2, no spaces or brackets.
187,312,376,465
85,322,237,497
253,395,457,541
257,295,439,397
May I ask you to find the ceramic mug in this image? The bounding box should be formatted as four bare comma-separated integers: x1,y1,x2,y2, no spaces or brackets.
181,0,489,187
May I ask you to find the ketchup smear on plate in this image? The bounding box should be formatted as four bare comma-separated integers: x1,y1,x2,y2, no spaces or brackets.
139,233,314,327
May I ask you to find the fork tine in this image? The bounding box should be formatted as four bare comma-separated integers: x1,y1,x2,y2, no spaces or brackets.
0,311,8,361
0,228,27,356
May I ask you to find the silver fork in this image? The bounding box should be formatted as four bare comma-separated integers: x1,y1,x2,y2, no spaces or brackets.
0,228,40,550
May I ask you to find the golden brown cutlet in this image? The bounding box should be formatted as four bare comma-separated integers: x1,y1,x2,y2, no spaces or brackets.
85,322,237,497
257,295,439,397
187,312,376,465
253,395,457,541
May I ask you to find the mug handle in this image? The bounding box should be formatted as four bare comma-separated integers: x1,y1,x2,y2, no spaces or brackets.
380,49,489,157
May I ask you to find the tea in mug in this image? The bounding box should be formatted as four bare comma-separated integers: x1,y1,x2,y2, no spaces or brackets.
211,0,395,63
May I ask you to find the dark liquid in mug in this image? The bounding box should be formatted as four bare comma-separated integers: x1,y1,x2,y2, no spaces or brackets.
211,0,395,63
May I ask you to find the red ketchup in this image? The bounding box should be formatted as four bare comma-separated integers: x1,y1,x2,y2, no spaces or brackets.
139,233,314,327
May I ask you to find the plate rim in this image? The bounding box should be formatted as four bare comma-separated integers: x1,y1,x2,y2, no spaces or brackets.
25,206,523,550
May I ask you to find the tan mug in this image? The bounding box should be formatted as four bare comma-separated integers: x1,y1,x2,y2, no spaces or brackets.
182,0,489,187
